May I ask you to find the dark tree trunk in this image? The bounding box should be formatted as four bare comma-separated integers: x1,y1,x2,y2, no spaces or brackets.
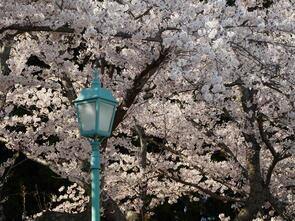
235,141,266,221
235,184,266,221
235,87,266,221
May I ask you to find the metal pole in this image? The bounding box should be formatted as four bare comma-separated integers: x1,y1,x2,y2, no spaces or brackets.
90,140,100,221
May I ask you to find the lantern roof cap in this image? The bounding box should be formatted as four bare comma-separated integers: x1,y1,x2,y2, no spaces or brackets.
74,69,118,104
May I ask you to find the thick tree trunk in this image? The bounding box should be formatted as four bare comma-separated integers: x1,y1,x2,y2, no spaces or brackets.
236,87,266,221
235,185,266,221
235,145,266,221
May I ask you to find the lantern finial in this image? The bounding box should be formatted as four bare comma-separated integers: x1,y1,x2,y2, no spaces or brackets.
91,69,101,88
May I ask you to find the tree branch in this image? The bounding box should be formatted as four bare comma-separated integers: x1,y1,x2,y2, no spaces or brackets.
265,153,291,186
113,47,170,130
256,114,292,185
185,115,248,180
61,73,77,103
129,7,153,20
148,138,182,156
0,24,75,35
230,41,280,74
230,41,265,67
262,81,289,98
257,114,277,158
266,191,292,221
0,24,172,43
158,169,244,203
133,117,149,220
218,142,248,178
247,38,295,49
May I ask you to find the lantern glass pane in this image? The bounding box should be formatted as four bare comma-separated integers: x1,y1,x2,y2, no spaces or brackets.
98,101,114,132
77,102,96,132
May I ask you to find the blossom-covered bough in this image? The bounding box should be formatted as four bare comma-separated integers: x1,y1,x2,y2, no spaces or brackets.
0,0,294,220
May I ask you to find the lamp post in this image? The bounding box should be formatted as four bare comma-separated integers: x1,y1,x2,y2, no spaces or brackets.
74,69,118,221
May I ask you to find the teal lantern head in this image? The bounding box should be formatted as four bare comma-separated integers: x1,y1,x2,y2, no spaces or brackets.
74,69,118,138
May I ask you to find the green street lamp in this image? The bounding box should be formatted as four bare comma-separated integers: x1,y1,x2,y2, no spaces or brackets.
74,69,118,221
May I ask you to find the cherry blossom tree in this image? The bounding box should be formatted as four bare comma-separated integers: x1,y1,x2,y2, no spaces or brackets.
0,0,294,220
